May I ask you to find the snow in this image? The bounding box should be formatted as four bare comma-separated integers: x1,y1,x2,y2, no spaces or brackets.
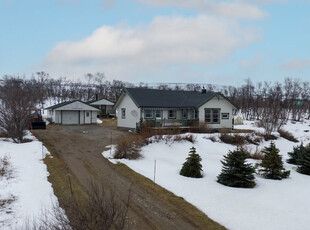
97,118,103,124
103,119,310,230
0,132,60,229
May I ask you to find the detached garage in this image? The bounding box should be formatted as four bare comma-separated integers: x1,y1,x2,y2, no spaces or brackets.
46,100,99,125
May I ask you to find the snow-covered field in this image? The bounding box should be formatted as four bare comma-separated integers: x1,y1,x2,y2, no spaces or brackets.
103,120,310,230
0,133,60,229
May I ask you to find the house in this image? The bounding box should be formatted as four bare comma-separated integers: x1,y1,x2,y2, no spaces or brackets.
113,88,238,130
87,98,115,117
45,100,99,125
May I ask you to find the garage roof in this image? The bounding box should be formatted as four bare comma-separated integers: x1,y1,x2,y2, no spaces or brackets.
45,100,99,111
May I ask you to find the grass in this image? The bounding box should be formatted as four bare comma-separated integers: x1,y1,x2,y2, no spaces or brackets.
278,129,299,143
99,118,117,127
113,163,226,230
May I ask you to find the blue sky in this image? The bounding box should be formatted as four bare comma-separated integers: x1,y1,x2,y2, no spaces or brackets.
1,0,310,85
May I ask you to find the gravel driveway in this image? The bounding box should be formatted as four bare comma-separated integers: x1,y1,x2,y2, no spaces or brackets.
34,124,223,230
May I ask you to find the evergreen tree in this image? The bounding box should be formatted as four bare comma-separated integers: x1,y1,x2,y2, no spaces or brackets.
258,142,290,180
287,143,306,165
180,147,203,178
297,145,310,175
217,148,256,188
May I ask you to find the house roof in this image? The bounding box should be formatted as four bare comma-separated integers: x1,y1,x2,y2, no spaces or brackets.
45,100,99,111
87,98,114,106
118,88,227,108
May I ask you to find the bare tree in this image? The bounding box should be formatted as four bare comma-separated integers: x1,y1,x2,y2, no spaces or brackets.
0,76,36,143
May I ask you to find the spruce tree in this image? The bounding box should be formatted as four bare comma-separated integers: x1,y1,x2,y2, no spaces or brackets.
297,145,310,175
258,142,290,180
217,148,256,188
287,143,306,165
180,147,203,178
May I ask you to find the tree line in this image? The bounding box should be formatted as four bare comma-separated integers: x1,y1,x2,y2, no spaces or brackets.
1,72,310,141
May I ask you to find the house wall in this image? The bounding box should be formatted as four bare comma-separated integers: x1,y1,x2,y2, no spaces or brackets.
198,95,234,129
55,110,61,123
91,111,97,123
116,94,141,129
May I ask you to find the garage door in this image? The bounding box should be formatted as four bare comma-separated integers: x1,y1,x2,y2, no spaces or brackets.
62,111,79,124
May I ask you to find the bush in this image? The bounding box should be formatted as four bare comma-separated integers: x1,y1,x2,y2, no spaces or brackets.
243,146,264,160
217,148,256,188
287,143,307,165
261,134,278,141
114,135,143,159
180,147,203,178
258,142,290,180
278,129,299,143
219,133,245,145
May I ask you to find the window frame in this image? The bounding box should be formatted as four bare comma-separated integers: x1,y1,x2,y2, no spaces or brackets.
155,110,162,119
205,108,221,124
168,110,176,119
221,113,229,120
182,109,188,120
144,109,153,119
121,108,126,119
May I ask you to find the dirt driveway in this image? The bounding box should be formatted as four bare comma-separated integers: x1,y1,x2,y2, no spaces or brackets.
34,124,224,230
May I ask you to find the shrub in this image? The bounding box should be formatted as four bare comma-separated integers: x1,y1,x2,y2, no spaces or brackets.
217,148,256,188
219,133,245,146
297,147,310,175
180,147,203,178
261,134,278,141
278,129,299,143
243,146,264,160
0,155,14,179
258,142,290,180
114,135,143,159
287,143,307,165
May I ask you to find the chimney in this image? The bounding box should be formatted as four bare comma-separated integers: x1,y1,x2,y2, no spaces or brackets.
201,86,207,94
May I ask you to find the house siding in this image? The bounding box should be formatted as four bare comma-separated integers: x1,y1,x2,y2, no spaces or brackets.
198,95,234,129
116,94,141,129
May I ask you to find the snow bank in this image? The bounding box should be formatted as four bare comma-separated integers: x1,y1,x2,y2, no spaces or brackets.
0,133,60,229
103,120,310,230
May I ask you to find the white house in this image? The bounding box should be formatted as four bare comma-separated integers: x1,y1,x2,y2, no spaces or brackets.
46,100,99,125
113,88,238,130
87,98,115,117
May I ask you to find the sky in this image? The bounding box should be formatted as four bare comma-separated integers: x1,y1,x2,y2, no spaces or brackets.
1,0,310,86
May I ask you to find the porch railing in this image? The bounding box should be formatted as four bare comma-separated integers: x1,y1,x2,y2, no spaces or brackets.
136,118,199,131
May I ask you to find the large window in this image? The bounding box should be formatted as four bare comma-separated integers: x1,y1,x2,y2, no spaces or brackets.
144,109,153,119
182,109,188,120
155,110,162,119
205,108,220,124
121,108,126,119
168,110,176,119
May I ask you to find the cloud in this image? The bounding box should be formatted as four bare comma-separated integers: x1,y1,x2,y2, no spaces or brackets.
38,15,260,82
281,59,310,70
137,0,267,20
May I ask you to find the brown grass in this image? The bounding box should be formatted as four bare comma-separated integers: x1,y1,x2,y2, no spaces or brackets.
242,146,264,160
278,129,299,143
114,135,143,159
100,118,117,127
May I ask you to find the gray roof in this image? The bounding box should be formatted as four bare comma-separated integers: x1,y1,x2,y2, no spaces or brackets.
124,88,218,108
45,100,98,110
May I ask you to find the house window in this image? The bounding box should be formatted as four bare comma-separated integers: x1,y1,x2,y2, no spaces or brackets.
194,109,198,119
205,108,220,124
182,110,188,119
86,112,90,117
168,110,176,119
222,113,229,119
121,108,126,119
155,110,162,118
144,109,153,119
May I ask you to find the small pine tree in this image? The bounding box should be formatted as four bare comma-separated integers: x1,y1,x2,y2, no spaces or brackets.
217,148,256,188
258,142,290,180
297,145,310,175
180,147,203,178
287,143,306,165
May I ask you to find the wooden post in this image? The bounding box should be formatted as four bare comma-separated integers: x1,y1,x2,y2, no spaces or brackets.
66,164,73,196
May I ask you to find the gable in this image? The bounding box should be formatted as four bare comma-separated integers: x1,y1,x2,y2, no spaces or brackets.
53,101,99,111
198,94,237,110
90,98,114,106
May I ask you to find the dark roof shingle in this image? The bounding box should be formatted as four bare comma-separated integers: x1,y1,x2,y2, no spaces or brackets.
125,88,217,108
